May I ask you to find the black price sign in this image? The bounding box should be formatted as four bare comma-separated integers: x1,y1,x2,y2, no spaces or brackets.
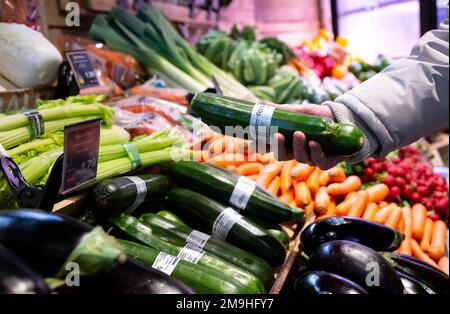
62,119,101,195
66,50,100,89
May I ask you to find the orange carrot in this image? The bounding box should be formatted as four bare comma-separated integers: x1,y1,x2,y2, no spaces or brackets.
412,204,427,241
246,174,259,181
280,160,297,194
428,220,447,261
385,206,403,229
438,257,449,275
268,176,281,196
226,165,237,172
374,203,397,224
208,136,228,155
326,176,362,196
399,207,412,255
379,201,389,209
259,152,276,164
328,167,346,183
347,191,369,218
279,190,294,205
398,218,405,232
362,203,379,221
335,194,358,216
366,184,389,203
307,168,321,195
318,170,330,186
290,164,314,181
236,162,262,176
256,163,282,188
411,239,439,268
344,191,358,201
317,199,336,220
289,200,298,208
420,218,434,252
305,201,315,220
201,150,210,162
211,153,246,167
314,186,331,216
295,181,312,207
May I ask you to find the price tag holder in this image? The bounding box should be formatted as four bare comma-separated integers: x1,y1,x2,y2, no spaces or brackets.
66,50,100,89
62,119,101,195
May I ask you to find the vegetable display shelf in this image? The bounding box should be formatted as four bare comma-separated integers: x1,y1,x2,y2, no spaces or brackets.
0,86,56,113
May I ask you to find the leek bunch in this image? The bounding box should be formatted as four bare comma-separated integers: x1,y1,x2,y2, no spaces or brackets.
89,5,257,101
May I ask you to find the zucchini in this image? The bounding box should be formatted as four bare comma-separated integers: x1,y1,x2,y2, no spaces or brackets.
112,214,264,293
117,239,250,294
190,93,364,156
266,229,290,248
156,210,188,228
92,174,169,215
170,161,304,223
140,213,274,287
166,188,287,267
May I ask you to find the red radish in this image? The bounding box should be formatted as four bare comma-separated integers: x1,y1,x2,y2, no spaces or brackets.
384,175,396,187
435,198,449,211
372,163,383,173
429,213,441,221
396,177,406,187
389,186,401,199
403,185,414,198
418,186,431,196
392,156,401,164
411,192,422,203
364,168,374,177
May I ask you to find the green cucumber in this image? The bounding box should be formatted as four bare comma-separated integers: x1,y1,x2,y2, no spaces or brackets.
140,213,274,287
170,161,304,223
92,174,169,215
190,93,364,156
112,214,264,293
166,188,287,267
156,210,188,228
117,239,250,294
266,229,290,248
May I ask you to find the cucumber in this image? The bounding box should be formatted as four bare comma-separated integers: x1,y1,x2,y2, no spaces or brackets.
169,161,304,223
92,174,169,215
117,239,250,294
112,214,264,293
190,93,364,156
140,213,274,287
266,229,290,248
156,210,188,228
166,188,287,267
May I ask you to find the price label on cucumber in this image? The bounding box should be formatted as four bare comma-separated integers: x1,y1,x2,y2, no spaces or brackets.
62,119,101,195
66,50,100,89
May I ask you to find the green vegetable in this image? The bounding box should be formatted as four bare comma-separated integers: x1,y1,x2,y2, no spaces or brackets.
191,93,364,156
170,161,303,223
156,210,189,228
266,229,290,248
166,188,287,267
140,213,274,287
113,214,264,293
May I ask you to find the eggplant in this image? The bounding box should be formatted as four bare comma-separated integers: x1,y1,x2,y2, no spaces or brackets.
397,271,436,294
301,216,404,255
0,243,50,294
294,271,369,294
381,252,449,294
308,240,404,294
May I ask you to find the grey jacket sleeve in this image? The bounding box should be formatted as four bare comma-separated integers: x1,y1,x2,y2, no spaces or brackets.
325,9,449,163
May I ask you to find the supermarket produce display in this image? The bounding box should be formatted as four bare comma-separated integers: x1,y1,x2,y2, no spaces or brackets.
0,2,448,297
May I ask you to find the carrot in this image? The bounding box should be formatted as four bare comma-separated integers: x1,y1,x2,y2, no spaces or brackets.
280,160,297,194
317,199,336,220
305,201,315,220
428,220,447,261
398,218,405,232
385,206,403,229
326,176,362,196
211,153,246,167
295,181,312,207
268,176,281,196
366,184,389,203
208,136,228,155
236,162,262,176
226,165,237,172
438,257,449,275
411,204,427,241
344,191,358,201
374,203,397,224
347,191,369,218
259,152,276,164
306,168,321,195
328,167,346,183
290,164,314,181
335,194,358,216
256,163,282,188
246,174,259,181
314,186,331,216
201,150,210,162
399,207,412,255
379,201,389,209
411,239,439,268
279,190,294,205
318,170,330,186
362,202,379,221
420,218,434,252
289,200,298,208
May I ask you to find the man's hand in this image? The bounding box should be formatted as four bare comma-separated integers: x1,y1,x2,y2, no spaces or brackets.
272,104,348,169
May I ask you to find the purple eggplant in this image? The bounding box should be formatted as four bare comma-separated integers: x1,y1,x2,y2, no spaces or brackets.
308,240,404,294
300,216,404,255
397,271,436,294
0,243,50,294
294,271,369,294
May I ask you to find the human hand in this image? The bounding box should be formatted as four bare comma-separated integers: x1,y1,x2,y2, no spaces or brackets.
272,104,348,169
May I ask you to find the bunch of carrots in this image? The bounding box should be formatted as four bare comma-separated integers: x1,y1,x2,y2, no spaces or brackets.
197,134,449,275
